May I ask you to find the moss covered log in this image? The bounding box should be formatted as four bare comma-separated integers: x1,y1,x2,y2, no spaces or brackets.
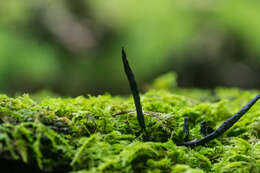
0,75,259,172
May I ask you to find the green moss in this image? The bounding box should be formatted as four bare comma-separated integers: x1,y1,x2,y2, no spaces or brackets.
0,75,259,172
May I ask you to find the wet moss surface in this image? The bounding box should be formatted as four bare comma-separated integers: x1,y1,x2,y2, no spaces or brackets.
0,76,259,172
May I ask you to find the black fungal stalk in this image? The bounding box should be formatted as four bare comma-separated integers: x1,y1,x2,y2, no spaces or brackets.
183,117,189,142
183,94,260,147
200,121,214,136
121,48,146,131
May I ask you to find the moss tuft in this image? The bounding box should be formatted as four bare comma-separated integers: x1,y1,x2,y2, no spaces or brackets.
0,76,259,172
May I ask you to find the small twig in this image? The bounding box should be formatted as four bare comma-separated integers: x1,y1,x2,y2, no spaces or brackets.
112,109,173,135
112,110,135,117
121,48,146,131
182,94,260,147
112,109,170,119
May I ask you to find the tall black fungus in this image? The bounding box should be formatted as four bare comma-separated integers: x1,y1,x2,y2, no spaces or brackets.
121,48,146,131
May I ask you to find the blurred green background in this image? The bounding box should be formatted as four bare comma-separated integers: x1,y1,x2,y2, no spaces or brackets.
1,0,260,96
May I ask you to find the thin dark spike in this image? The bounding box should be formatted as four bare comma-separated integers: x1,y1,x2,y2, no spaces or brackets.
121,47,146,131
200,121,214,136
183,117,189,142
182,94,260,147
200,120,207,136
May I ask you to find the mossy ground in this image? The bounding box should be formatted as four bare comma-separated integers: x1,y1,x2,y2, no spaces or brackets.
0,74,259,172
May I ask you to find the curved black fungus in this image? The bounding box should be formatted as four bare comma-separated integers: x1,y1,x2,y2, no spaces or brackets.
182,94,260,147
121,48,146,131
